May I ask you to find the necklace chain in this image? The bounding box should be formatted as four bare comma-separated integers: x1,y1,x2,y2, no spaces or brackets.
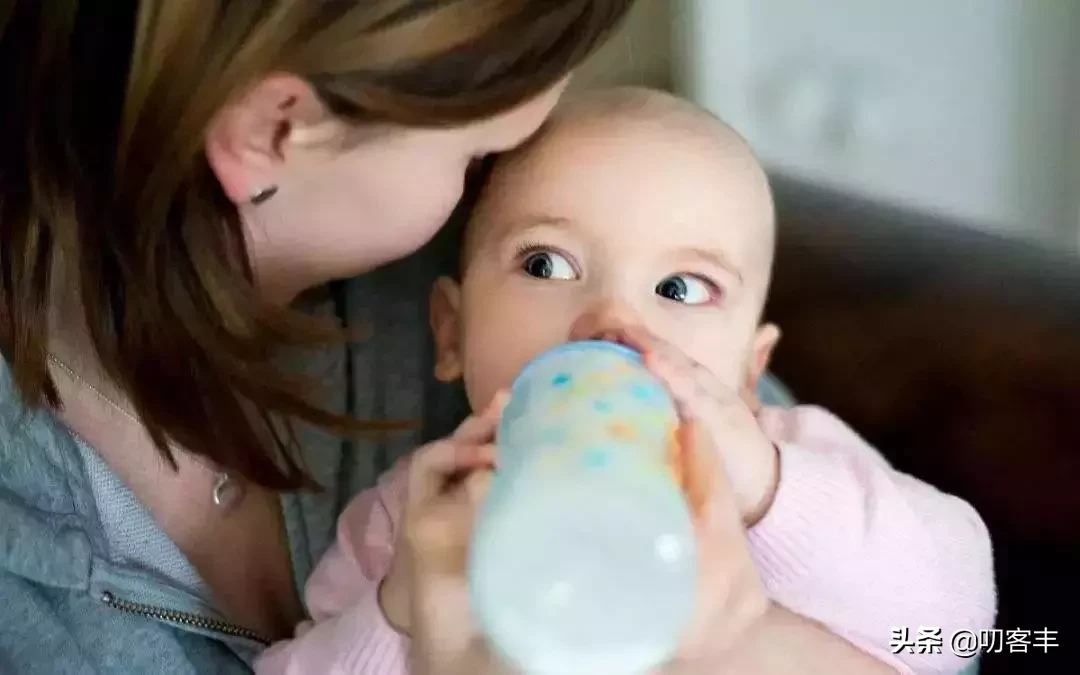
46,353,245,513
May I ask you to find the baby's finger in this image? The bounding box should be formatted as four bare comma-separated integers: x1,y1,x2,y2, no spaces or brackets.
648,348,758,440
624,325,689,370
408,477,492,675
410,469,493,575
625,326,702,380
673,419,769,660
742,388,763,415
645,349,717,424
415,440,497,479
646,348,737,408
462,467,495,506
451,390,510,445
410,441,496,507
678,419,742,536
628,325,737,404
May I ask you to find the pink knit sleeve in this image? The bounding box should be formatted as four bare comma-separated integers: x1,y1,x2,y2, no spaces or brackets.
752,405,996,674
255,460,412,675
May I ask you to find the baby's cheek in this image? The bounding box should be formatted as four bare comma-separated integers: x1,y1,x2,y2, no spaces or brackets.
462,340,526,413
463,328,559,405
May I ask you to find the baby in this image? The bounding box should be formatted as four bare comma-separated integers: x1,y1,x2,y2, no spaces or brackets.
258,88,996,674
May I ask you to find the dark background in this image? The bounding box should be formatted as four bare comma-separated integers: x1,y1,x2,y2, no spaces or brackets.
766,178,1080,674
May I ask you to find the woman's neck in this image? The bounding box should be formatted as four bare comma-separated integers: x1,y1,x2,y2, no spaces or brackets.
45,256,303,639
46,254,125,407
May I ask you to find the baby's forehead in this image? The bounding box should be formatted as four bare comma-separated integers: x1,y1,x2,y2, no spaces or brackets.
463,90,774,277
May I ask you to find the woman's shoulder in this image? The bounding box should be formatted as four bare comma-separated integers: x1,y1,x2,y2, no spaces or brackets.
0,569,254,675
0,358,80,508
0,356,97,584
0,358,261,674
0,354,26,427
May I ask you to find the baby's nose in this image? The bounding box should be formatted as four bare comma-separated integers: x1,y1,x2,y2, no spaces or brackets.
568,303,644,350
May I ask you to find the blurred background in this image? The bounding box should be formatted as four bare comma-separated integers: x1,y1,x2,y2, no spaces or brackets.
575,2,1080,673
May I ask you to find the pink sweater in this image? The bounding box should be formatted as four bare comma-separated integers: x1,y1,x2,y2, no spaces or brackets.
256,406,996,674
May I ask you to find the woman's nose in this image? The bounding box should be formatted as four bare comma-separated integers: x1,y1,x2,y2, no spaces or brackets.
568,301,644,347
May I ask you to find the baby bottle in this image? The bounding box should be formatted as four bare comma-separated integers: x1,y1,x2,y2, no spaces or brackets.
468,341,698,675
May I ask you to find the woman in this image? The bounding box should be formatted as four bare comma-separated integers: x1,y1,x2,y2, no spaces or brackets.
0,1,890,673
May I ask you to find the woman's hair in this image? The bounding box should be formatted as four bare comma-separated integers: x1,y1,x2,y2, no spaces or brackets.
0,0,632,489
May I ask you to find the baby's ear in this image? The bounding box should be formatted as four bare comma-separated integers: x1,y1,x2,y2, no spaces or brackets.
744,323,781,404
430,276,464,382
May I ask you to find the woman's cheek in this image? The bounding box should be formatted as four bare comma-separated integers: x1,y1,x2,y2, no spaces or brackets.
412,176,467,244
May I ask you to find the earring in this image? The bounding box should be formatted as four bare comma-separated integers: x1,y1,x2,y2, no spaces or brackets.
250,186,278,205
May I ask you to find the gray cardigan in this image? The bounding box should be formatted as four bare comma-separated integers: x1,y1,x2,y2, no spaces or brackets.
0,245,795,674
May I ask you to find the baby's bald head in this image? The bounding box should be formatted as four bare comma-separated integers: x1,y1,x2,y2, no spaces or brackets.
464,87,776,304
435,88,781,412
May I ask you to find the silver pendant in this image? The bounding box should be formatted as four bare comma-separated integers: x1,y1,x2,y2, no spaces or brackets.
212,472,245,511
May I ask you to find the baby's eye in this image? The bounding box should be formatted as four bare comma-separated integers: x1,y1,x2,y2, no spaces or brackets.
655,274,716,305
522,250,577,280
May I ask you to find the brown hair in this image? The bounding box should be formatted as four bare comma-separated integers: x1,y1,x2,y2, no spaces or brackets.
0,0,633,489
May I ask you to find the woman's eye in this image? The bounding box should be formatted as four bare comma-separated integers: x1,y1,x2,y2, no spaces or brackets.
655,274,715,305
522,250,576,280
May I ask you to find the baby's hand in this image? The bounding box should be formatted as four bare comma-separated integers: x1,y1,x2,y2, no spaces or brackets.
627,327,780,526
378,395,506,637
618,329,774,671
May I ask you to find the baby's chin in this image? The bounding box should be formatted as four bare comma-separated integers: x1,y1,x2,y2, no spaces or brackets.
463,337,649,415
466,384,510,418
462,352,545,417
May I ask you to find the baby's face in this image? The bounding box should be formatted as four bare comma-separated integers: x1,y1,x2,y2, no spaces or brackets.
431,103,778,412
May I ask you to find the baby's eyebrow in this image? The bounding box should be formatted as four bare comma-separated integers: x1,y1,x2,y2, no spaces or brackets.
500,214,573,232
677,246,744,283
469,213,572,260
482,213,573,248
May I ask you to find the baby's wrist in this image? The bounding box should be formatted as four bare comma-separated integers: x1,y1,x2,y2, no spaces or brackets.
377,575,411,637
742,443,780,527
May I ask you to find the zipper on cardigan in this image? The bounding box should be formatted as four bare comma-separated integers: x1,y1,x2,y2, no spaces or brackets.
99,591,271,646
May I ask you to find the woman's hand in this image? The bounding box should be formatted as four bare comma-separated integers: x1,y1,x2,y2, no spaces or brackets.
378,394,514,675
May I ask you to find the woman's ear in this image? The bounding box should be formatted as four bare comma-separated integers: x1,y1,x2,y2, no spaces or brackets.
204,74,336,204
743,323,781,403
430,277,465,382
